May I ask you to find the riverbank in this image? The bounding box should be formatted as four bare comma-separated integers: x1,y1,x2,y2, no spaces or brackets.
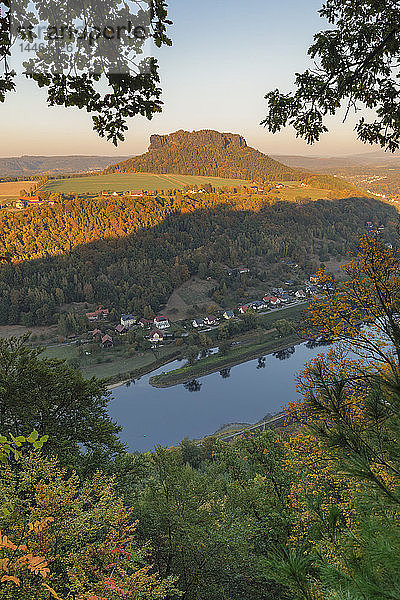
105,350,182,389
149,333,300,388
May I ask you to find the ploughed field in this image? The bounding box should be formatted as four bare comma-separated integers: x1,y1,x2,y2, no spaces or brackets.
44,173,252,194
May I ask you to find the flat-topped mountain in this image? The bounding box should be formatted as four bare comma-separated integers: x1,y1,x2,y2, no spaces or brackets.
105,129,301,181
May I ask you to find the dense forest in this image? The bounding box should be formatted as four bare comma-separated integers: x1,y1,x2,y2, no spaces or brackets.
0,188,396,325
104,129,303,180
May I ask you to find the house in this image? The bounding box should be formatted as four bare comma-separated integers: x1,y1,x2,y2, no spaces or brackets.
238,305,248,314
192,319,205,328
249,300,267,310
204,315,218,326
295,289,306,299
129,190,143,197
149,329,164,343
309,275,319,284
101,334,113,348
91,328,103,339
85,307,109,321
238,268,250,274
120,314,136,328
139,318,153,328
115,324,127,334
269,296,281,306
18,195,41,204
278,294,291,303
223,310,234,320
154,315,170,329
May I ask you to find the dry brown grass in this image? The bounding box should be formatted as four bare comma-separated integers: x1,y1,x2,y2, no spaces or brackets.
0,181,34,197
0,324,58,341
164,277,221,321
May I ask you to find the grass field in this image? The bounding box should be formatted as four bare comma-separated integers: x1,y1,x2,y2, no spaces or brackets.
44,173,251,194
0,181,33,198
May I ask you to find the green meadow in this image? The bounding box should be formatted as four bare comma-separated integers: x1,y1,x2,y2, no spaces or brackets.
44,173,251,194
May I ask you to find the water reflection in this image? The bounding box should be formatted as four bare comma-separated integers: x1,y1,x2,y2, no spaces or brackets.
257,356,266,369
219,368,231,379
305,337,333,349
273,346,295,360
183,379,202,392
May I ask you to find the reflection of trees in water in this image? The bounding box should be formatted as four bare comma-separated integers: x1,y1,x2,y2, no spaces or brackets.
183,379,202,392
305,337,333,349
273,347,295,361
257,356,266,369
125,379,136,387
219,368,231,379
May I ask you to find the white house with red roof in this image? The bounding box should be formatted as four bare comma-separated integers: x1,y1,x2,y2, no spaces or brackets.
263,295,281,306
153,316,170,329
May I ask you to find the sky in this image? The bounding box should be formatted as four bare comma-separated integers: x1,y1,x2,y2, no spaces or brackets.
0,0,380,158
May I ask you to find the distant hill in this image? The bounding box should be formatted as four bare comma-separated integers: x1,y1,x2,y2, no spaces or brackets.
272,151,400,173
0,155,129,178
105,129,302,181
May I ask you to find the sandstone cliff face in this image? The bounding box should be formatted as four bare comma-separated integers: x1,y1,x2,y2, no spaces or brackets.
149,130,247,151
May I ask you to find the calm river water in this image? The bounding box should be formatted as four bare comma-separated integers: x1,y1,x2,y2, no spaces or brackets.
108,341,334,452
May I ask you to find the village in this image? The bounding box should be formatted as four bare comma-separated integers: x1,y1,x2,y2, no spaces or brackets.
81,276,326,352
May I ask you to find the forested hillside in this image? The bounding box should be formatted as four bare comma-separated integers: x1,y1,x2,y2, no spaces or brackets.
104,129,303,181
0,189,395,325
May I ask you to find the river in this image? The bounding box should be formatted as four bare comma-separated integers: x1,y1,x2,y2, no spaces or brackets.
108,340,334,452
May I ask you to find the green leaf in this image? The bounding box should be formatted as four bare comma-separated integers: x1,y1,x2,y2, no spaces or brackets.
27,430,39,442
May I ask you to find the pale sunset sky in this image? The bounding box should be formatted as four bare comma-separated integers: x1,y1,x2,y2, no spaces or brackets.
0,0,380,157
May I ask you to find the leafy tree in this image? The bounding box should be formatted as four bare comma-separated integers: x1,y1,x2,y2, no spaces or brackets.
1,1,172,144
183,345,199,365
0,437,178,599
262,0,400,150
0,335,124,474
218,340,231,355
267,233,400,599
274,318,296,337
